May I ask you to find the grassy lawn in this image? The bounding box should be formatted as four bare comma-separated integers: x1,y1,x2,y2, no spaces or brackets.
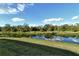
0,37,79,56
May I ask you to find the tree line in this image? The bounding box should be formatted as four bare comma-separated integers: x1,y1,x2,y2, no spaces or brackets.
0,23,79,32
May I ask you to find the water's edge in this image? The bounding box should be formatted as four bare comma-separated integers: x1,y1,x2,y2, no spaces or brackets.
32,36,79,44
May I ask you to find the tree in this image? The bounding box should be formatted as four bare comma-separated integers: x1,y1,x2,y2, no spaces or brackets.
43,24,51,31
11,26,17,32
61,24,69,31
30,26,40,31
0,27,2,31
23,24,30,32
2,24,11,32
16,25,23,32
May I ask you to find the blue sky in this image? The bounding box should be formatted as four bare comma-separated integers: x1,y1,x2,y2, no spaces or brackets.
0,3,79,26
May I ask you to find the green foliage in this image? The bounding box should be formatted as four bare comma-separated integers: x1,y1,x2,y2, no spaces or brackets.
0,23,79,38
0,23,79,32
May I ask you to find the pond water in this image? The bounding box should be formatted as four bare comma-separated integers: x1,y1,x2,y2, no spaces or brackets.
32,36,79,44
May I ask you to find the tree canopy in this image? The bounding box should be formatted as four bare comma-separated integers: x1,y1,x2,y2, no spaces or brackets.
0,23,79,32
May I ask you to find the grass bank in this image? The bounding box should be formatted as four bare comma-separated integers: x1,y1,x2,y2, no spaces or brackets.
0,31,79,38
0,37,79,56
55,31,79,38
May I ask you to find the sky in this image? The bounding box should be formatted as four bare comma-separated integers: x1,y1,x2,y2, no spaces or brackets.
0,3,79,26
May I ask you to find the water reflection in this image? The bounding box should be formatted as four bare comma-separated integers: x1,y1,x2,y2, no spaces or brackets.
32,36,79,43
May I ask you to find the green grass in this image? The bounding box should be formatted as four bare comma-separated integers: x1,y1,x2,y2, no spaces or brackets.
0,37,79,56
0,31,79,38
0,31,55,38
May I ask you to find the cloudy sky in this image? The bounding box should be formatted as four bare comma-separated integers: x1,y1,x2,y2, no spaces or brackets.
0,3,79,26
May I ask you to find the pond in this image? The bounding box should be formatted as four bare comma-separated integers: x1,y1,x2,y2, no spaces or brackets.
32,36,79,44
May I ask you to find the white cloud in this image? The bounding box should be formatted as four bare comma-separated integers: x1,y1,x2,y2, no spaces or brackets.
0,24,5,27
43,18,64,24
0,9,7,14
11,17,25,22
0,8,19,14
0,4,21,14
29,24,38,27
0,3,34,14
72,16,79,20
25,3,34,8
8,7,19,14
17,4,25,11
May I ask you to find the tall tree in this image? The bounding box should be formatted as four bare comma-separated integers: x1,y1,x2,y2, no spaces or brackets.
2,24,11,32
